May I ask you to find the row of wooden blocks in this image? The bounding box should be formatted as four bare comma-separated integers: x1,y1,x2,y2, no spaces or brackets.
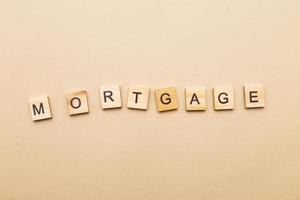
29,84,265,121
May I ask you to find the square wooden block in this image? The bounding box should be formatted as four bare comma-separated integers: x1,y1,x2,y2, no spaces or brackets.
29,96,52,121
155,87,178,112
99,85,122,109
244,84,265,108
213,86,235,110
185,87,207,111
66,90,89,115
127,85,150,110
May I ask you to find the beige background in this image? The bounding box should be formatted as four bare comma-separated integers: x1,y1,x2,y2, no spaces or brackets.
0,0,300,199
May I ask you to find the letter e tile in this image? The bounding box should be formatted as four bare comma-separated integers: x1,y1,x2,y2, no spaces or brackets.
244,84,265,108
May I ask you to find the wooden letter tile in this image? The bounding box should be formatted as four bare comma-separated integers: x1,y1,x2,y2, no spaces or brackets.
244,84,265,108
213,86,235,110
127,85,150,110
99,85,122,109
155,87,178,112
185,87,207,111
66,90,89,115
29,96,52,121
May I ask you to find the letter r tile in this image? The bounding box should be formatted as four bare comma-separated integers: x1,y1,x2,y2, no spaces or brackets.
29,96,52,121
99,85,122,109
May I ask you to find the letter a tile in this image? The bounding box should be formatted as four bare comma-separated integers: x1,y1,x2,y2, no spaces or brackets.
155,87,178,112
29,96,52,121
185,87,207,111
66,90,89,115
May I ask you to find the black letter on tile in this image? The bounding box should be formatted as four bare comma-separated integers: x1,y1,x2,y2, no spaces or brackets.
104,91,114,102
190,93,200,105
133,92,142,103
218,92,229,104
249,91,258,103
160,93,171,105
33,103,45,115
71,97,81,109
